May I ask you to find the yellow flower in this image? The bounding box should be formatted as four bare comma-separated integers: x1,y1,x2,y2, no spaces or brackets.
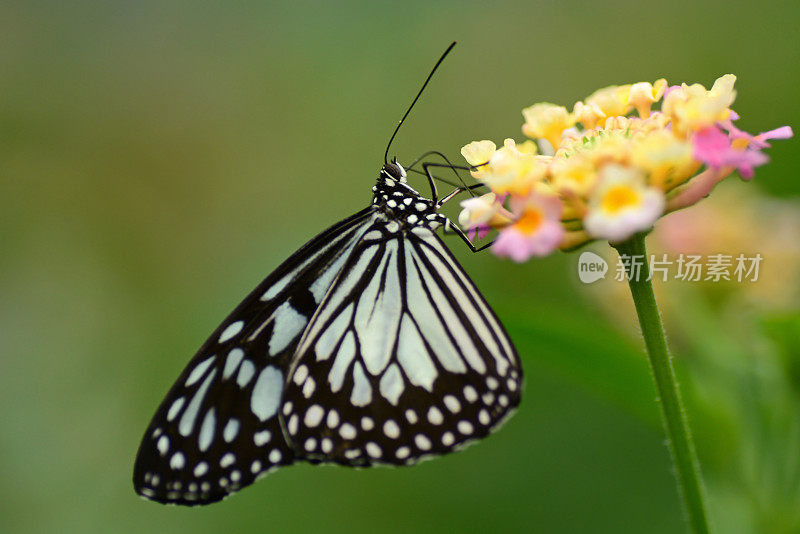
585,84,633,119
515,139,539,155
572,101,606,130
462,139,549,195
662,74,737,135
583,164,665,242
461,140,497,180
549,154,598,196
521,103,575,152
626,79,667,118
488,140,550,194
630,130,700,191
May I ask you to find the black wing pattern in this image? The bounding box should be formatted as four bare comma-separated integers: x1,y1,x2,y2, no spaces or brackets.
280,224,521,466
133,208,377,504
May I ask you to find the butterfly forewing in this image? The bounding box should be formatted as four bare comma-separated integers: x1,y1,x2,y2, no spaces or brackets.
280,223,521,466
133,208,377,504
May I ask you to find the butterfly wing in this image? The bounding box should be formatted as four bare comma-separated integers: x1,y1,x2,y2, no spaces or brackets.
281,225,521,466
133,208,378,504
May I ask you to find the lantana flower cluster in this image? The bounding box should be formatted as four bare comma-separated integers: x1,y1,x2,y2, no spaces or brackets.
459,75,793,262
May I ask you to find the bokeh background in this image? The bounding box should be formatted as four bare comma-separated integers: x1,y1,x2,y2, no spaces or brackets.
2,1,798,533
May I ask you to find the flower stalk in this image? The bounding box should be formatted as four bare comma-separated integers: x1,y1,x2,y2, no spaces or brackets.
613,233,710,534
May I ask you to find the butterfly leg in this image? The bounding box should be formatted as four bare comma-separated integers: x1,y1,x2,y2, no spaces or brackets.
422,162,484,203
405,150,453,172
442,218,495,253
407,168,484,192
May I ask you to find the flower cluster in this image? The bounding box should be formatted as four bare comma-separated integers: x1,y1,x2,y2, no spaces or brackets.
459,75,792,262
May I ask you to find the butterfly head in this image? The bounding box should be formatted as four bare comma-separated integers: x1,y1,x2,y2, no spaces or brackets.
382,158,408,183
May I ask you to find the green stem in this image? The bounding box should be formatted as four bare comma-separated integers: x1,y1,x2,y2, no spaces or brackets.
613,233,711,534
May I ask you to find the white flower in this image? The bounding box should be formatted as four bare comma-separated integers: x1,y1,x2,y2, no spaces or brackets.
583,164,665,242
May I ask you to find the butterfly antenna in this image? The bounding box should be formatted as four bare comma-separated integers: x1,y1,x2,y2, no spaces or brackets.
384,41,457,166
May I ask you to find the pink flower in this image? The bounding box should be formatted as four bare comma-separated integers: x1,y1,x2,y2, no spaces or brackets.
724,123,793,150
491,192,564,262
692,126,769,179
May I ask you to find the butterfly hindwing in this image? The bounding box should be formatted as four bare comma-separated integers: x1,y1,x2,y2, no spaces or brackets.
133,208,377,504
281,224,522,466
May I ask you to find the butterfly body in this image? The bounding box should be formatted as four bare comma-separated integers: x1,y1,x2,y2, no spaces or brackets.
371,164,444,230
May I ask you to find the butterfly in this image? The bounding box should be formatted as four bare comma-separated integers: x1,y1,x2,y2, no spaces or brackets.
133,42,522,505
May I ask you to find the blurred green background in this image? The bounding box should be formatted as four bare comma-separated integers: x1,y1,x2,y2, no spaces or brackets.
1,1,798,533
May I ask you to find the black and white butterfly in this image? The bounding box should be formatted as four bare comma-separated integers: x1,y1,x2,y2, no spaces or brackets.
133,43,522,506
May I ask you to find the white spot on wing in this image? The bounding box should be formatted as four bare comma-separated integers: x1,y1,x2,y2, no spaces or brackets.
198,408,216,452
397,315,437,391
220,453,236,468
170,452,185,470
250,366,283,421
366,442,382,458
479,409,490,425
329,331,356,392
185,356,214,387
194,462,208,477
237,360,255,387
361,416,374,431
180,369,217,436
379,363,404,405
304,405,324,427
223,348,245,379
293,365,308,385
254,430,271,446
427,406,443,425
340,423,357,439
442,432,455,446
268,302,306,356
167,397,184,421
327,409,340,428
219,321,244,344
383,419,400,439
223,418,240,443
444,395,461,414
351,362,372,407
315,304,354,361
415,434,432,450
302,376,316,398
157,435,169,456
